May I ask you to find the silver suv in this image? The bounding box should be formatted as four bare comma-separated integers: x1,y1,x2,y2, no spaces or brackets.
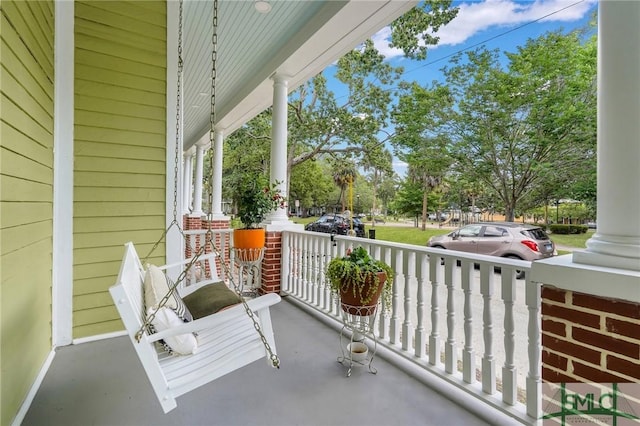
427,222,556,277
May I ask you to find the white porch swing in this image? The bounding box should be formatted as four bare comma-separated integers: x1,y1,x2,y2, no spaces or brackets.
109,0,280,413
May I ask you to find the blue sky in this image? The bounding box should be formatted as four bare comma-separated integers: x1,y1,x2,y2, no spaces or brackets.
328,0,598,177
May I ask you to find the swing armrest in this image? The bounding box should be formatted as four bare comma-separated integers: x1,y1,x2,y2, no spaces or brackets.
159,252,217,272
146,293,281,343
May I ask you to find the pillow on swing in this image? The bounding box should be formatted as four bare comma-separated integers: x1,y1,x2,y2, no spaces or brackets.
147,306,198,355
182,282,242,319
143,264,197,355
144,264,193,321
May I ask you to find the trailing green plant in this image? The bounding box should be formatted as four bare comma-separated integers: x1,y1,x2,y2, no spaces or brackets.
326,246,393,311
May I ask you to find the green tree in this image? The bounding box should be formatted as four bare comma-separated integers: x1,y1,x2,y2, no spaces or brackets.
392,82,453,230
436,30,596,221
330,159,357,212
289,158,335,215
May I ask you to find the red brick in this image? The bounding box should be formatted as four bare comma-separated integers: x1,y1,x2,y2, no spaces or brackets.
606,317,640,341
606,354,640,380
542,302,601,329
542,333,602,365
542,367,577,383
543,318,568,337
572,327,639,359
543,349,568,370
573,293,640,320
542,286,567,303
572,360,631,383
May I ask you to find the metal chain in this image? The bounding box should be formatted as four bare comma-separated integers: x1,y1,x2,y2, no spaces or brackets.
206,0,279,368
207,0,217,221
173,0,184,224
140,0,279,368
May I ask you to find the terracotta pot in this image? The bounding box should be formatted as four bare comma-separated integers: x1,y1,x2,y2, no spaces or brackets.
233,228,266,261
339,271,387,316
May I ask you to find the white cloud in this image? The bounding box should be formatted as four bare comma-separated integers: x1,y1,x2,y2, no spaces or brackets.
393,159,408,177
371,0,596,59
371,26,405,59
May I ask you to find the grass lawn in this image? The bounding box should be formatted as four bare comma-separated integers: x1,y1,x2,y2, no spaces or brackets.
547,231,593,249
368,225,446,246
291,217,451,246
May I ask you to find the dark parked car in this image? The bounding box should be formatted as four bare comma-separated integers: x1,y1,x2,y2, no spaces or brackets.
305,214,365,237
427,222,557,278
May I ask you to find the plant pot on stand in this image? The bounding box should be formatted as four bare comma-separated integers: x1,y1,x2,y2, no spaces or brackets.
339,271,387,316
233,228,266,262
326,247,393,376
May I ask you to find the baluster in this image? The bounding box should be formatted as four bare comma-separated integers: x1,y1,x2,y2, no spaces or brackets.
306,237,318,305
428,254,442,366
378,247,391,340
480,263,495,394
294,233,302,297
306,236,313,302
313,237,322,308
295,234,301,298
402,250,415,352
526,278,541,419
305,235,313,301
461,260,475,384
415,253,427,358
322,238,331,312
502,269,517,405
444,257,457,374
390,248,402,345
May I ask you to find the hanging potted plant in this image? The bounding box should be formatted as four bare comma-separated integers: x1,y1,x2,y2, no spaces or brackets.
326,246,393,316
233,174,286,259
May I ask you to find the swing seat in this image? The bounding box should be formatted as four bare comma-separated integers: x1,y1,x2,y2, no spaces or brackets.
110,242,281,413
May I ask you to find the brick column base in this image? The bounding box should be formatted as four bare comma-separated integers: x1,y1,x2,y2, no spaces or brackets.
542,286,640,383
183,215,202,258
261,231,282,294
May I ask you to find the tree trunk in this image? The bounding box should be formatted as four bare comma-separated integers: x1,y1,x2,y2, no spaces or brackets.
505,206,516,222
421,190,428,231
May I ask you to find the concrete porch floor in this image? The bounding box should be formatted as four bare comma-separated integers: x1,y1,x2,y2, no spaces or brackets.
23,296,513,426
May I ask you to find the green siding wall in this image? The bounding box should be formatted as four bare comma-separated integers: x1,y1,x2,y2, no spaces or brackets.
0,1,55,424
73,1,167,338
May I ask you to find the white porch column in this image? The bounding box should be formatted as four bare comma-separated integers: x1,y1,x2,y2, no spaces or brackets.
210,129,227,218
182,148,194,215
52,0,74,346
572,1,640,272
532,1,640,304
191,141,207,218
266,74,292,225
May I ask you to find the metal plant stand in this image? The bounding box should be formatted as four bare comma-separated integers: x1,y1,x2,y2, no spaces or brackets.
232,247,265,298
337,305,378,377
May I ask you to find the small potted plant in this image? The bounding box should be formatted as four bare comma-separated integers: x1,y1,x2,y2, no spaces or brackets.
233,174,286,258
326,246,393,316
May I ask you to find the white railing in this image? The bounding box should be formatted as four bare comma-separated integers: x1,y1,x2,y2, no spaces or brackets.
281,230,541,424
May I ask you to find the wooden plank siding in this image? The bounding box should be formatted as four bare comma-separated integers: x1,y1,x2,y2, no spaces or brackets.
0,1,55,424
73,1,167,338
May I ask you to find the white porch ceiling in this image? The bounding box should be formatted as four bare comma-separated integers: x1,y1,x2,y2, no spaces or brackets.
181,0,417,150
